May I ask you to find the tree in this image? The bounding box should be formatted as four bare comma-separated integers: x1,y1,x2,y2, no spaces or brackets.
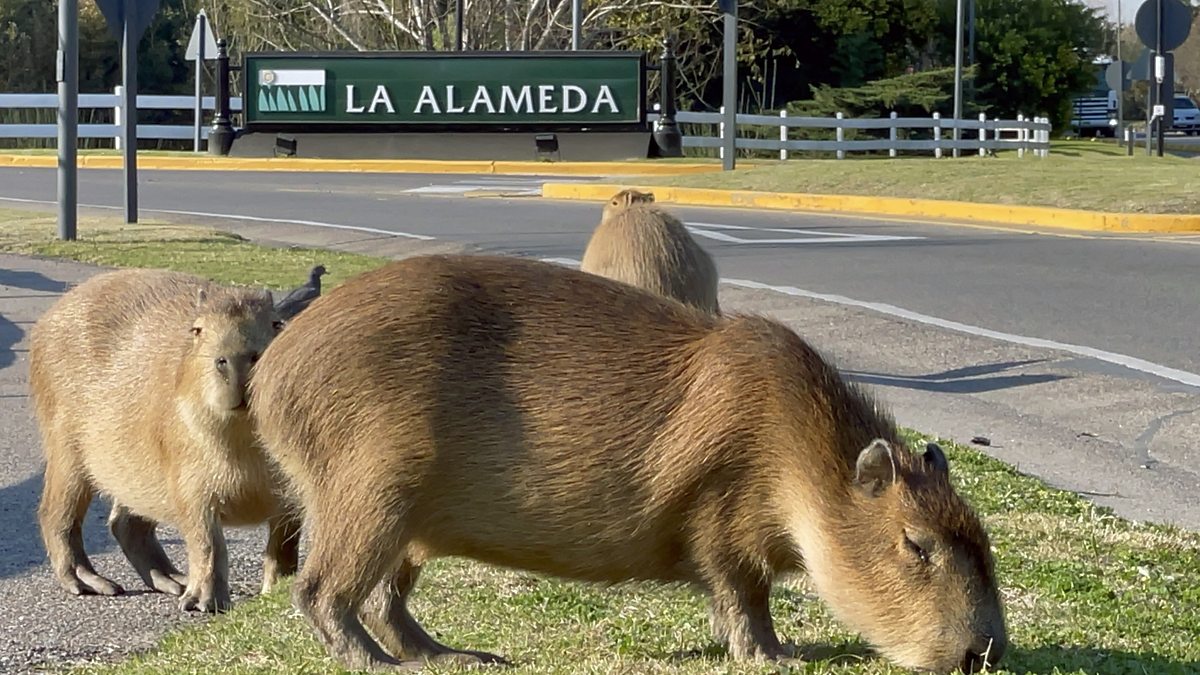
939,0,1107,130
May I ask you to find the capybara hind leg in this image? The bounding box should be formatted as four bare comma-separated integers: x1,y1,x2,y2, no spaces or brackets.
292,507,413,672
362,558,507,667
108,503,187,596
37,457,122,596
174,502,231,613
261,513,301,595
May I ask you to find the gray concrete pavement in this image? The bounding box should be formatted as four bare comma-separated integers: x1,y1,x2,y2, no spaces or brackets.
2,167,1200,670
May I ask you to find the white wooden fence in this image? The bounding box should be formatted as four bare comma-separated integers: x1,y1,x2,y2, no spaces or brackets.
649,109,1052,159
0,90,1050,158
0,89,244,145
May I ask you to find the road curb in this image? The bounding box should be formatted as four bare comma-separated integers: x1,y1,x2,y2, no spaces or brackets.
0,154,728,176
540,182,1200,234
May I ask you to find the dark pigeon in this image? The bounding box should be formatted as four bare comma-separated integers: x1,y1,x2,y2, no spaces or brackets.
274,264,327,320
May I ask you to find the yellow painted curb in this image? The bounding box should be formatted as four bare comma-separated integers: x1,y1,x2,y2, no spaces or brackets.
540,182,1200,234
0,153,730,176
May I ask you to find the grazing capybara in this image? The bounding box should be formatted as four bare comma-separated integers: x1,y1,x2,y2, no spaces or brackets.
249,254,1007,673
579,188,721,314
30,268,300,613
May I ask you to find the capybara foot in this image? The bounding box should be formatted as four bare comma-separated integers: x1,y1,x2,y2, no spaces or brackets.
178,584,230,613
57,566,124,597
148,570,188,596
428,650,508,668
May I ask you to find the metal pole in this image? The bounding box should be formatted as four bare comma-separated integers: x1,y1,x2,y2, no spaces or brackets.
952,0,964,158
967,0,975,66
721,0,737,171
193,17,205,153
208,39,235,156
57,0,78,241
122,12,139,224
571,0,582,50
1116,0,1124,148
455,0,464,50
1155,0,1164,157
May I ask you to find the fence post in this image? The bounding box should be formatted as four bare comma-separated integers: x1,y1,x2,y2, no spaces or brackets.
978,113,986,156
933,112,942,158
889,111,898,158
112,85,123,150
1017,113,1026,158
779,109,788,161
1039,117,1049,158
718,105,725,160
835,111,845,160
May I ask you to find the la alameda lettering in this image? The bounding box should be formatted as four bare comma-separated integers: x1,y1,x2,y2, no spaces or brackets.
344,83,620,115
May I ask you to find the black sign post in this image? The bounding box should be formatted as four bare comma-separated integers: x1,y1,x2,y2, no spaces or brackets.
1134,0,1192,157
92,0,163,223
57,0,79,241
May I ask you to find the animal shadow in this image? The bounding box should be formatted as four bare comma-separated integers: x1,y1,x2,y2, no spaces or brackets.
0,270,69,294
0,312,21,369
844,359,1070,395
0,471,117,579
1005,644,1200,675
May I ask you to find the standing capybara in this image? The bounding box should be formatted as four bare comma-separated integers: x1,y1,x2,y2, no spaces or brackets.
30,268,299,613
248,254,1007,673
579,188,721,314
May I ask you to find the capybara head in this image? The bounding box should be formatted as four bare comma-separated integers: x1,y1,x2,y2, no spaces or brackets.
801,438,1006,673
602,188,655,220
186,287,281,415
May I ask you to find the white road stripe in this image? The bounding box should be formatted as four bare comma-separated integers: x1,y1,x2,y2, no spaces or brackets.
540,256,1200,391
0,196,436,240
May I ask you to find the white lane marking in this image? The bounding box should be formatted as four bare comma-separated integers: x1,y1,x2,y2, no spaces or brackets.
541,256,1200,391
5,192,1194,391
406,176,596,196
0,196,436,241
686,221,925,244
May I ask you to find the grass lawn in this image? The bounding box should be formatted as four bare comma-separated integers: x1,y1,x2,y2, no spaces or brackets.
633,140,1200,215
3,207,1197,675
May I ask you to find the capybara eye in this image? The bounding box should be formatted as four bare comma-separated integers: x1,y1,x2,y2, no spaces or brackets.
250,353,260,364
272,320,284,331
904,534,931,564
215,357,229,371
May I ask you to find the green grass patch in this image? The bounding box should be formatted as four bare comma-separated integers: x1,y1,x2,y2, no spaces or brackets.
65,435,1200,675
3,208,1196,674
0,208,388,291
630,140,1200,215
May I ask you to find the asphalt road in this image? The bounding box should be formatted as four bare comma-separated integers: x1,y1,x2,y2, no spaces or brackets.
3,166,1199,378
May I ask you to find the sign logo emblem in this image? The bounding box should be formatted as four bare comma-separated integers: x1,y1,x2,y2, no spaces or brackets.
257,69,327,113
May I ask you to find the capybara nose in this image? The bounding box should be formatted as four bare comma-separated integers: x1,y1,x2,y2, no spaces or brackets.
962,633,1005,673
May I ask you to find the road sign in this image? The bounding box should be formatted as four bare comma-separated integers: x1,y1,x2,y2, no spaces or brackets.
185,10,219,62
1130,48,1151,81
1135,0,1192,52
93,0,163,42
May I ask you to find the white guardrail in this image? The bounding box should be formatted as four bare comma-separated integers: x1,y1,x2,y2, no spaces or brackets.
0,89,1051,159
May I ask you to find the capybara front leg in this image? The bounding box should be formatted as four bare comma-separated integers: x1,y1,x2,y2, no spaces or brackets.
261,512,301,595
175,501,231,613
707,570,798,663
38,457,122,596
108,503,187,596
361,558,507,667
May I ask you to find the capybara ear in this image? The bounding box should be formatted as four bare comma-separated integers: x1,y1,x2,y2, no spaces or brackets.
644,191,656,203
922,441,949,476
854,438,897,496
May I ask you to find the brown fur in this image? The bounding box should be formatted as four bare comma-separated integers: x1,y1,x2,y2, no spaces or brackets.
248,254,1006,673
580,189,721,314
30,268,300,613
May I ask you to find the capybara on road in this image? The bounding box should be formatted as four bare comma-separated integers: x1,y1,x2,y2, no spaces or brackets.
580,188,721,314
30,268,299,613
249,253,1006,673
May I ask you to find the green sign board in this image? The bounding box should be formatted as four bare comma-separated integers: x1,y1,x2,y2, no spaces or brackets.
242,51,647,132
